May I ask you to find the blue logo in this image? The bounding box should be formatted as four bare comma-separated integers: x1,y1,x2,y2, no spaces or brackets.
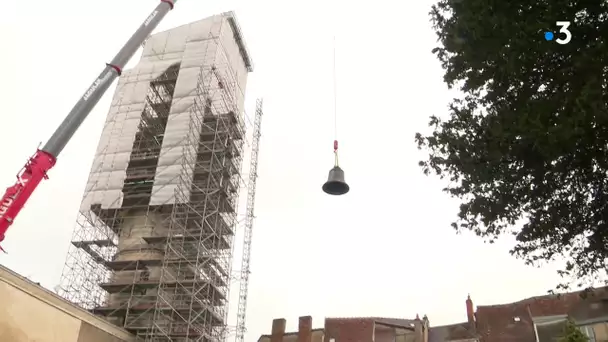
544,32,554,41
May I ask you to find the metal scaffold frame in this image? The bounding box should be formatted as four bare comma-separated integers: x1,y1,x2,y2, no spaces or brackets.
57,14,256,342
235,98,264,342
147,61,245,341
57,63,184,313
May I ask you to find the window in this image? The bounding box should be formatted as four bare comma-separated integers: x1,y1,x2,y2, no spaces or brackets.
580,325,596,342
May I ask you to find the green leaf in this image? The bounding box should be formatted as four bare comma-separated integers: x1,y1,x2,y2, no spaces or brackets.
419,0,608,289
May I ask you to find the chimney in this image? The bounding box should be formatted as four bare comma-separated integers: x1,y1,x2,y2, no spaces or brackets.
466,295,475,329
271,318,286,342
422,315,429,342
298,316,313,342
414,314,423,342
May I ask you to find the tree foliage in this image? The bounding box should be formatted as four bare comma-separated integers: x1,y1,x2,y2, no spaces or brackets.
416,0,608,288
559,320,588,342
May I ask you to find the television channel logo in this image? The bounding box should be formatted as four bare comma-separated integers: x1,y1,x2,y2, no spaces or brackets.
544,21,571,44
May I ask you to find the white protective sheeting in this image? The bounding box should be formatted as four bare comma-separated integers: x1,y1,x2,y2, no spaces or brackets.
80,13,251,211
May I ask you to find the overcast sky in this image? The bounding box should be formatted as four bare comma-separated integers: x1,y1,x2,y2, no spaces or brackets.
0,0,568,341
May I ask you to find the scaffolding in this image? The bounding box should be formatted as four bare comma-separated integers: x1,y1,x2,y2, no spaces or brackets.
235,99,263,342
58,14,253,342
144,62,244,340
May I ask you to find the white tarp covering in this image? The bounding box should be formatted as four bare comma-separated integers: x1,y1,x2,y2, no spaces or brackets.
80,13,250,211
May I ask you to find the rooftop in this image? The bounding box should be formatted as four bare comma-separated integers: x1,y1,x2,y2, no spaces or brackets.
475,287,608,342
428,322,476,342
221,11,254,72
153,11,253,72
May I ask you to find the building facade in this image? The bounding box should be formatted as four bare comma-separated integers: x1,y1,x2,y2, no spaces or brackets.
473,288,608,341
430,290,608,341
261,288,608,342
57,12,253,341
258,316,429,342
0,265,134,342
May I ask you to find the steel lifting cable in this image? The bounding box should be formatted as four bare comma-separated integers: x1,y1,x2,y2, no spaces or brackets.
332,36,340,167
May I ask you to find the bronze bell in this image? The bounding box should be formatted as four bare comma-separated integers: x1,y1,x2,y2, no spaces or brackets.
322,165,349,195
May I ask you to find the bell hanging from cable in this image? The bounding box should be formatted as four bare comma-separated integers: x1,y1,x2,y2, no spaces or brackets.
323,36,349,196
323,140,349,195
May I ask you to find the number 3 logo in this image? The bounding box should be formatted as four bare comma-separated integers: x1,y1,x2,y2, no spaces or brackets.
556,21,572,45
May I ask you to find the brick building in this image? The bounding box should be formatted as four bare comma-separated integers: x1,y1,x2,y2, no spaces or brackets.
474,287,608,341
259,288,608,342
258,316,428,342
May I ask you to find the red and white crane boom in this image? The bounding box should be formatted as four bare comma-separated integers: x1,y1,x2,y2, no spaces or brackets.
0,0,179,250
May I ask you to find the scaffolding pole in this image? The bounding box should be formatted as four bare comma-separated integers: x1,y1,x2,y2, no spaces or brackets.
235,98,263,342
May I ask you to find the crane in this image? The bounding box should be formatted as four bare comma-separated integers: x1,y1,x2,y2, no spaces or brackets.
0,0,179,251
235,98,264,342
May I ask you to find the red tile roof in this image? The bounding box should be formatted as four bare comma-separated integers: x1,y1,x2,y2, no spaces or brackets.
257,329,325,341
323,317,418,342
476,302,536,342
428,322,476,342
475,287,608,342
324,318,375,342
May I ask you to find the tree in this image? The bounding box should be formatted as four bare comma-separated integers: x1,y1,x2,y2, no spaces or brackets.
559,320,588,342
416,0,608,289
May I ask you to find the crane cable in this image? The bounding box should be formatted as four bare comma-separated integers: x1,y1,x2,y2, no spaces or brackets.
333,36,340,167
